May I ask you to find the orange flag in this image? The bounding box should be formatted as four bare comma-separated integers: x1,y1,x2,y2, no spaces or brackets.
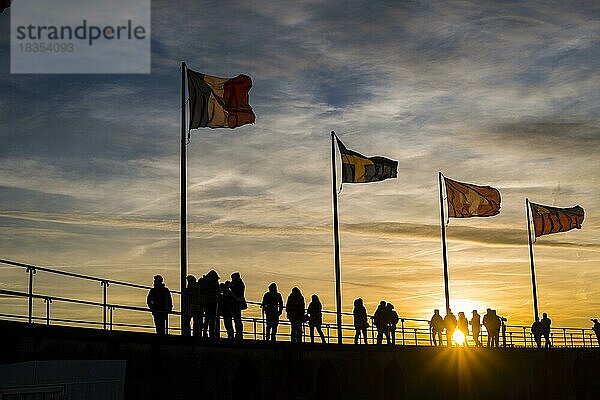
529,202,584,238
444,176,501,218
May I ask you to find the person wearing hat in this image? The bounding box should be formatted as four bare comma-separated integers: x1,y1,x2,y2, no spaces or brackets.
146,275,173,335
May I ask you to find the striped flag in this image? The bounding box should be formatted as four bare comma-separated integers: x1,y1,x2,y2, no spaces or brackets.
529,202,584,237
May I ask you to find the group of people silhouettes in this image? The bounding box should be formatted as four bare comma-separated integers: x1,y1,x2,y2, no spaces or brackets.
260,283,327,343
531,312,552,348
147,271,247,338
429,308,507,347
368,301,399,344
148,275,599,348
351,299,400,345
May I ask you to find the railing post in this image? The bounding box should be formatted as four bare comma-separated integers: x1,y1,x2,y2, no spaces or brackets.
303,322,306,342
109,306,114,331
26,266,36,323
370,317,375,344
327,324,330,343
253,318,257,340
414,328,418,346
582,329,586,347
428,324,433,346
523,327,527,348
101,280,109,330
401,319,405,346
563,328,567,347
569,333,573,347
165,311,169,335
44,297,52,325
509,332,513,347
262,310,266,341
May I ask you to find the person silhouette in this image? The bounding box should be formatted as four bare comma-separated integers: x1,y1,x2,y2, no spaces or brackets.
218,281,235,339
307,294,326,343
230,272,247,340
353,298,369,344
386,303,399,345
196,274,207,337
490,309,501,347
286,287,305,343
444,309,457,347
146,275,173,335
374,301,390,344
429,309,444,346
183,275,202,337
470,310,482,347
202,270,220,338
540,312,552,348
531,319,543,349
483,308,497,347
261,283,283,342
457,311,469,346
182,275,195,336
500,316,507,347
592,318,600,346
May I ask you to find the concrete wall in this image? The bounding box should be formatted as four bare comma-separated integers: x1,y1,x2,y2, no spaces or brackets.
1,320,599,400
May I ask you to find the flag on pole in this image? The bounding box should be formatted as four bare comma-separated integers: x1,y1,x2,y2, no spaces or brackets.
187,69,255,129
336,138,397,183
444,176,501,218
529,202,584,237
0,0,13,13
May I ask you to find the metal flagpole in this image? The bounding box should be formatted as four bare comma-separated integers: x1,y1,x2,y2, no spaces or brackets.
526,198,540,322
438,172,450,315
331,131,343,344
180,61,188,334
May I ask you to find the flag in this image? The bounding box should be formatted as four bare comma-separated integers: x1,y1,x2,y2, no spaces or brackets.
187,69,255,129
336,138,397,183
0,0,13,13
444,176,501,218
529,202,584,238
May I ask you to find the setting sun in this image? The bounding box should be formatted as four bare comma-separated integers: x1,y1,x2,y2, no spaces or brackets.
453,330,466,346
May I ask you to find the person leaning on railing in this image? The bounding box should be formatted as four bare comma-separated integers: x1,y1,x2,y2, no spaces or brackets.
146,275,173,335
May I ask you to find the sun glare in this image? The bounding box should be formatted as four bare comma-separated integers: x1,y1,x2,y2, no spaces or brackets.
453,330,466,346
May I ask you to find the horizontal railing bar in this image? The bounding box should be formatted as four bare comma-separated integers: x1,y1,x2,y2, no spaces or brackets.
0,258,181,294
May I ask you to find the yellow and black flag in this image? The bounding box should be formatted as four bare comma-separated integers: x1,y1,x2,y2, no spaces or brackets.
529,202,584,238
336,138,397,183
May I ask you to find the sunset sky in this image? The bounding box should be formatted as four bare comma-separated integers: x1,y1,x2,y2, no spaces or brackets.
0,0,599,330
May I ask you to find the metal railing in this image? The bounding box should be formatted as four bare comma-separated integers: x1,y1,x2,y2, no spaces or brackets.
1,258,598,347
